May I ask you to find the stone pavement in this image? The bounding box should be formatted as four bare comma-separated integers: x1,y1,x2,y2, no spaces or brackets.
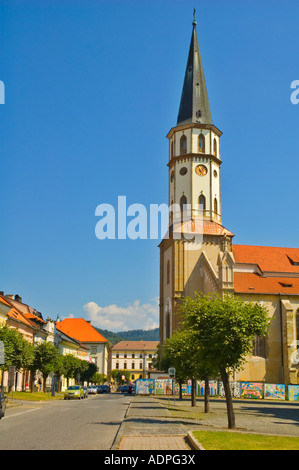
113,394,299,450
113,395,197,450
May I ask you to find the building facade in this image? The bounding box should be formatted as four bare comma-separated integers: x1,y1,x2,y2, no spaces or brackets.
159,18,299,386
111,341,159,381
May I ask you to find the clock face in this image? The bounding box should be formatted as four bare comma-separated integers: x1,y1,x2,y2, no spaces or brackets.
195,164,208,176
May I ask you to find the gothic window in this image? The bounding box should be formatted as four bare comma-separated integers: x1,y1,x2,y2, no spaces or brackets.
214,197,218,215
167,260,170,284
199,194,206,211
213,138,218,157
198,134,205,153
180,135,187,155
252,336,267,358
180,195,187,213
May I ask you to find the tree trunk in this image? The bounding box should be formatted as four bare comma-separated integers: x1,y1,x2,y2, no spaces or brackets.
204,376,209,413
179,381,182,400
220,367,235,429
191,378,197,407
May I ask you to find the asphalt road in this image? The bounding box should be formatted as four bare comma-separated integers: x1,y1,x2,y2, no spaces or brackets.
0,393,131,450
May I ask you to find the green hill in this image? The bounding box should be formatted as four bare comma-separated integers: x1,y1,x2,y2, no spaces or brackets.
95,327,160,346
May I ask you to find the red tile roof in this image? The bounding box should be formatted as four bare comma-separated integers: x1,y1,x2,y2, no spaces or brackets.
233,245,299,274
173,219,234,237
234,272,299,295
56,318,107,343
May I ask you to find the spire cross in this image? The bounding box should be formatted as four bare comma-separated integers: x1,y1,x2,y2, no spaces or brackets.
193,8,197,25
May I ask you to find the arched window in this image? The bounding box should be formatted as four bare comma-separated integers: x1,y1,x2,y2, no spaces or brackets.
167,260,170,284
198,134,205,153
214,197,218,215
171,141,174,158
213,138,218,157
180,135,187,155
180,195,187,214
198,194,206,211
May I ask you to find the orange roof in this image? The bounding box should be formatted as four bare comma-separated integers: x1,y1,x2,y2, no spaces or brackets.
111,341,159,351
56,318,107,343
173,219,234,237
233,245,299,274
0,295,37,328
234,272,299,295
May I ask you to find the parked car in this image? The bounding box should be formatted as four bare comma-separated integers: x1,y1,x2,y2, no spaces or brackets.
87,385,98,395
82,386,88,398
97,385,110,394
64,385,84,400
117,385,129,393
0,387,6,419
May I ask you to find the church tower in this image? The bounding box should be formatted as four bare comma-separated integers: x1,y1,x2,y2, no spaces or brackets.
159,15,235,343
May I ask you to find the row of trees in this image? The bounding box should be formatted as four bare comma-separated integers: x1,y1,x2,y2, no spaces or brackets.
0,325,100,392
155,293,270,429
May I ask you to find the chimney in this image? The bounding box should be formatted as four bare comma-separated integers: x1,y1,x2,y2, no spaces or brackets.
14,295,22,303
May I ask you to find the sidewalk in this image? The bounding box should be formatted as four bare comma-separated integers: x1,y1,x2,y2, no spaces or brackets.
113,393,299,450
113,395,198,450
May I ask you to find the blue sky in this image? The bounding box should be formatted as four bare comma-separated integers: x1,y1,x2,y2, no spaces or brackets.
1,0,299,331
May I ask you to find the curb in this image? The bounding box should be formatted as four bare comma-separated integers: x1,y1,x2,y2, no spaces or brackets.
187,431,205,451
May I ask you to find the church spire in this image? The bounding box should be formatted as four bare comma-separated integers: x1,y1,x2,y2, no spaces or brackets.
177,13,213,126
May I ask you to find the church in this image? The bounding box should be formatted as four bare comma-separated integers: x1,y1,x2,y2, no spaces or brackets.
159,17,299,386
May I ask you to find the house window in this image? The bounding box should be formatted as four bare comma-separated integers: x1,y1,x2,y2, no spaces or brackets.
132,362,135,369
132,353,135,358
116,353,119,358
124,353,127,358
124,362,127,369
180,135,187,155
116,362,119,369
198,134,205,153
139,362,143,369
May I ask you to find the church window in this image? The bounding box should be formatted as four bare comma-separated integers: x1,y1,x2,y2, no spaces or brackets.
252,336,267,358
180,135,187,155
198,134,205,153
199,194,206,211
213,138,218,157
214,198,218,214
180,195,187,214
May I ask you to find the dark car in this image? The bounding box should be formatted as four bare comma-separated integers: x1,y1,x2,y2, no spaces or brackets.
0,387,6,419
117,385,129,393
97,385,110,394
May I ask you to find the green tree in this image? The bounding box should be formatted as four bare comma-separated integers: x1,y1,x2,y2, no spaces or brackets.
33,341,59,391
90,373,107,385
61,354,81,387
0,325,35,388
81,362,98,384
111,369,130,384
181,292,271,428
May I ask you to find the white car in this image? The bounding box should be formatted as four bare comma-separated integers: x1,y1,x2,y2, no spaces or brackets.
88,386,98,395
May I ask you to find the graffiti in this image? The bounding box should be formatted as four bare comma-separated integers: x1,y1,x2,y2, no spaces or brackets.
288,385,299,401
135,379,155,395
240,382,263,399
264,384,285,400
218,381,241,398
155,379,173,395
198,381,218,396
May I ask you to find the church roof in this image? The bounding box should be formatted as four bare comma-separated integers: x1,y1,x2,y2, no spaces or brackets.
233,245,299,274
234,272,299,295
173,219,234,237
233,245,299,295
177,18,212,126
